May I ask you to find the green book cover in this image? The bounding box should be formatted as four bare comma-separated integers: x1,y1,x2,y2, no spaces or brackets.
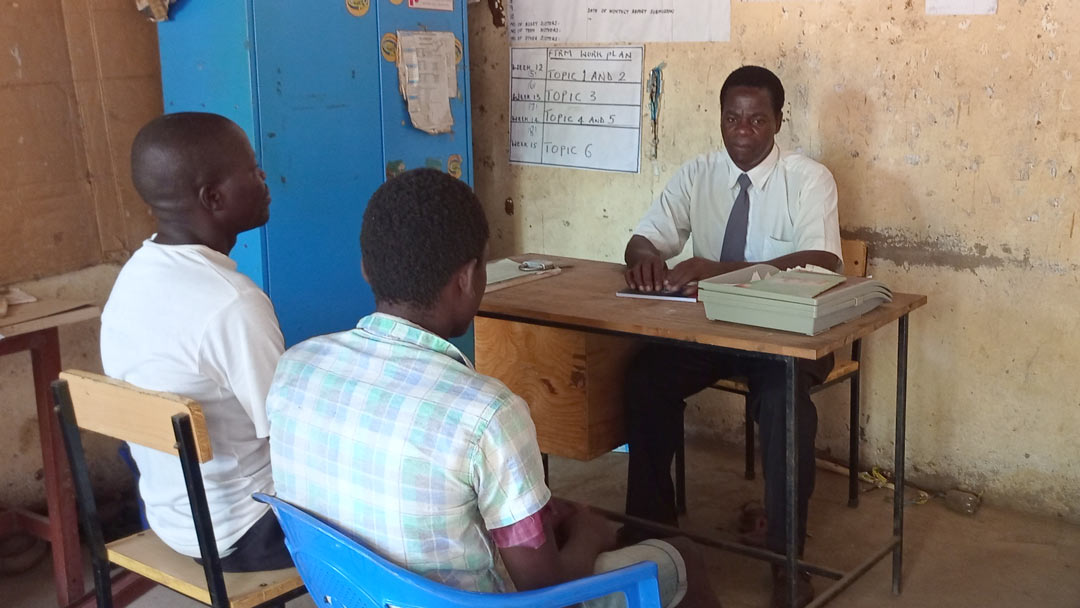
742,270,846,300
699,285,892,318
699,268,846,305
702,293,891,335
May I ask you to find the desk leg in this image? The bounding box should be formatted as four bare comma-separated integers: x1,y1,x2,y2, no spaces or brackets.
892,315,909,594
784,356,798,608
31,328,85,606
848,339,862,508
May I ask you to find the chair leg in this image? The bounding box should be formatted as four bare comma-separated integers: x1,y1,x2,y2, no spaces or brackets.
848,341,863,508
51,380,115,608
675,426,686,516
743,397,755,480
542,453,549,486
173,415,229,608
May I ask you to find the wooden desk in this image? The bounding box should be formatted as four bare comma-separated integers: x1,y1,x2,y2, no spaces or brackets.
0,299,100,607
475,255,927,607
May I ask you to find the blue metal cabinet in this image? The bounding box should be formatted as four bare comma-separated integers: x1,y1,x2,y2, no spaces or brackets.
157,0,473,346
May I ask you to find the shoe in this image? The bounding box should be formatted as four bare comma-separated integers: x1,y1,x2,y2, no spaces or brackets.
770,564,814,608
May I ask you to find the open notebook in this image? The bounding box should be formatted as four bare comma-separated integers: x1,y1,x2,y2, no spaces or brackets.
485,258,562,293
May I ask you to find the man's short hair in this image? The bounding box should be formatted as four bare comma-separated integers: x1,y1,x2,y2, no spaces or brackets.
361,168,489,308
720,65,785,116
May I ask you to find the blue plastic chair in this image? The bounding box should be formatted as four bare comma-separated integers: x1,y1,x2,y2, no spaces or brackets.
253,493,662,608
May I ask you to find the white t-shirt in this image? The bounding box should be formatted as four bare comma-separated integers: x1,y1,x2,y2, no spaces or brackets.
634,145,843,263
100,239,284,558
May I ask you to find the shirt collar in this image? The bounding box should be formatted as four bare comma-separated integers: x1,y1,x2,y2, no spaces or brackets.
724,144,780,190
143,236,238,271
355,312,473,369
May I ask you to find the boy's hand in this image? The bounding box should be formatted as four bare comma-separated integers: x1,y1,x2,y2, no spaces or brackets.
559,503,616,554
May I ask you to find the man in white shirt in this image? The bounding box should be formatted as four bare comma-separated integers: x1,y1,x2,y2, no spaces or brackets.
100,112,291,571
622,66,842,608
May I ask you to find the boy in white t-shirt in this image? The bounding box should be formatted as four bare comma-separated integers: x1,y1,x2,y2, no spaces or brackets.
100,112,291,571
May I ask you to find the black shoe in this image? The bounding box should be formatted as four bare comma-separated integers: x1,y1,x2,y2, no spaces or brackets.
770,565,814,608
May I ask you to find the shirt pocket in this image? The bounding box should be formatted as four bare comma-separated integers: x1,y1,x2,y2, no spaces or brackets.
762,235,796,259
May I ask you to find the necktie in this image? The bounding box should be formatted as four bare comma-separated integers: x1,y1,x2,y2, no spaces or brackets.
721,173,752,262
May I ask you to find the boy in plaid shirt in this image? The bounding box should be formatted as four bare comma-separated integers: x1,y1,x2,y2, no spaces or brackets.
267,169,720,607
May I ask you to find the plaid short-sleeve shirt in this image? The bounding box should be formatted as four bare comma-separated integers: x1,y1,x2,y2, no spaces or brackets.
267,313,550,592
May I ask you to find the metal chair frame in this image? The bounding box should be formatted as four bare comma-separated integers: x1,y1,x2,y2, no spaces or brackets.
52,374,306,608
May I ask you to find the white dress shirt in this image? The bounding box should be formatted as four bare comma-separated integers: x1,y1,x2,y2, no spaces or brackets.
633,145,842,263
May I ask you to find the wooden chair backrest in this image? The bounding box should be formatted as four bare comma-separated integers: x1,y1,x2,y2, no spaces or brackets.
840,239,868,278
59,370,213,463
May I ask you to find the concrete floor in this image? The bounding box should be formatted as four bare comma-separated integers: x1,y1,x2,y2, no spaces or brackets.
4,437,1079,607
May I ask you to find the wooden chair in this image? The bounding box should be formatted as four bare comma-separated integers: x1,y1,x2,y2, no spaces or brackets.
675,239,869,514
51,370,306,608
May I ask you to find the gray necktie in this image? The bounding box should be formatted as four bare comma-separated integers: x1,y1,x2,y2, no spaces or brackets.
721,173,752,262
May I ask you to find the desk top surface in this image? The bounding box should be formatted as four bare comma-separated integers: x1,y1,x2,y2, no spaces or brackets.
0,299,101,340
478,255,927,360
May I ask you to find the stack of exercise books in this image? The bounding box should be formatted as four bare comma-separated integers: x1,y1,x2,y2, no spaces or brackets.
697,264,892,335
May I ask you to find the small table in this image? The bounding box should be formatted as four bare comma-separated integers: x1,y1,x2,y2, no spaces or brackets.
475,255,927,607
0,299,100,606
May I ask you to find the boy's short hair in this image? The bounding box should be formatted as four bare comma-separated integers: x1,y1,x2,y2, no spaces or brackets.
720,65,785,116
361,168,489,308
130,112,239,206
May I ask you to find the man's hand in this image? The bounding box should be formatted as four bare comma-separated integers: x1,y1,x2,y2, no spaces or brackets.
625,255,669,292
624,235,669,292
665,257,746,296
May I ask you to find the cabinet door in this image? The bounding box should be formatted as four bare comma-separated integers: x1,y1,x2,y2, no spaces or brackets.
376,0,473,186
253,1,383,345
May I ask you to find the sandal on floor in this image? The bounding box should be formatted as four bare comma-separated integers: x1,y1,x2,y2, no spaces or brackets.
736,500,768,548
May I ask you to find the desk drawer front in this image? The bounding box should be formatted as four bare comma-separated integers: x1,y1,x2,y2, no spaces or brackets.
474,317,637,460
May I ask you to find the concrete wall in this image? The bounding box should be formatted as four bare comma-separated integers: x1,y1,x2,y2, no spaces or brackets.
1,0,160,508
1,0,160,286
468,2,1080,521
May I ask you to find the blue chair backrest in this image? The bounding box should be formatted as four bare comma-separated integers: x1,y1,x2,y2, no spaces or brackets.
254,493,662,608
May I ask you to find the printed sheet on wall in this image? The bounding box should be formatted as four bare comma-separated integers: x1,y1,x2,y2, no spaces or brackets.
509,46,644,173
925,0,996,15
509,0,731,45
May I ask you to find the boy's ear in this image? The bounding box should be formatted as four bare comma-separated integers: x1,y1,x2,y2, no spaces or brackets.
457,257,479,294
198,183,224,213
361,258,370,283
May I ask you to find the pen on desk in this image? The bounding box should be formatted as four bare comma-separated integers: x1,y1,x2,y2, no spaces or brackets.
518,260,573,271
